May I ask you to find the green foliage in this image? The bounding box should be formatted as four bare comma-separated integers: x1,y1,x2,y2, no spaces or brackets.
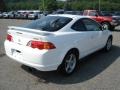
39,0,58,12
4,0,120,11
0,0,6,11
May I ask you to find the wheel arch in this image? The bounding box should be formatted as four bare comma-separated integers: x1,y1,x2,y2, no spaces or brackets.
57,47,80,72
66,48,80,59
59,47,80,66
108,35,113,40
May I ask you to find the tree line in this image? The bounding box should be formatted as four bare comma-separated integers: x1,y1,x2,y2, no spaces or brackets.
3,0,120,11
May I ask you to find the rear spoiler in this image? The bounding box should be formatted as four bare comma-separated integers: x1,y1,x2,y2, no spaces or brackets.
8,26,54,36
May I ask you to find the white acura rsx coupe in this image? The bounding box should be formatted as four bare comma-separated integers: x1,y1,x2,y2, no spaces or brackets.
4,14,113,75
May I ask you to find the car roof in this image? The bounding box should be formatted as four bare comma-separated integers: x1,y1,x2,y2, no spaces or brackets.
48,14,87,19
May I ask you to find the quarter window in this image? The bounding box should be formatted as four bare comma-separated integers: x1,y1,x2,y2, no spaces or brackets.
71,19,87,31
82,18,102,31
89,11,97,16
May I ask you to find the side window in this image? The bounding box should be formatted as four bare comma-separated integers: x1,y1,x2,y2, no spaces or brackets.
82,18,102,31
71,19,87,31
89,11,97,16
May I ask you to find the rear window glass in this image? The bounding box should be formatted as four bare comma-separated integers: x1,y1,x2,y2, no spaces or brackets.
24,16,72,32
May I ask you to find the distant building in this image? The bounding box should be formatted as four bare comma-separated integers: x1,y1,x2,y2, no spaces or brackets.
0,0,6,11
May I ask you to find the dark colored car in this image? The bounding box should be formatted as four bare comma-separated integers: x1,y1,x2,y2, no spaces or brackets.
64,11,83,15
14,12,22,19
102,11,120,27
52,9,65,14
20,12,29,19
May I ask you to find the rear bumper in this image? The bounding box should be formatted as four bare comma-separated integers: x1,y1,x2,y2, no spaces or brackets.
4,40,61,71
3,15,8,18
6,53,58,71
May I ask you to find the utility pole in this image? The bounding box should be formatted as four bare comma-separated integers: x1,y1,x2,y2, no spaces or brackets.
64,0,67,10
93,0,95,9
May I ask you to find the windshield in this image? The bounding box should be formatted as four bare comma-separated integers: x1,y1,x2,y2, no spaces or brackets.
24,16,72,32
97,11,103,16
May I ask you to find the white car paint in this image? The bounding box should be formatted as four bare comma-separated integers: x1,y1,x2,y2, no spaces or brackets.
4,14,112,71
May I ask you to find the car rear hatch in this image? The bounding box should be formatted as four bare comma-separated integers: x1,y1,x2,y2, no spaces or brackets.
7,26,54,47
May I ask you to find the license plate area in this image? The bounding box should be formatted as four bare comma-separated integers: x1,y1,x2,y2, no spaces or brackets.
11,49,22,58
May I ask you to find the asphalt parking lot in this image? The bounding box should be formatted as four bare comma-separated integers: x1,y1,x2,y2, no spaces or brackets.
0,19,120,90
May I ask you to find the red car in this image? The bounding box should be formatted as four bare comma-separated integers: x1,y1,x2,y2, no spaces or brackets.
83,10,116,30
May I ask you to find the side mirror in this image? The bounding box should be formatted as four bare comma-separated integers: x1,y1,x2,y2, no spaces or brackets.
101,26,107,31
99,25,104,31
100,26,104,31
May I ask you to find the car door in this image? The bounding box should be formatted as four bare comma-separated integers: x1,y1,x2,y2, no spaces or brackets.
71,19,96,58
82,18,106,52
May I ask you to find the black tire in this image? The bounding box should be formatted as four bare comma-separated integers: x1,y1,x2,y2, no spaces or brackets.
110,26,115,31
34,16,38,20
102,22,110,30
58,50,78,76
104,37,112,52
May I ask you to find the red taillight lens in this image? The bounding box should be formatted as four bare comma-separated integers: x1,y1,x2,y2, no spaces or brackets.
27,41,56,50
7,34,13,42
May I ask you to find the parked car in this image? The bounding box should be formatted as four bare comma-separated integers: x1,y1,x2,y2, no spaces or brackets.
20,12,29,19
16,10,32,19
0,12,3,18
83,10,118,30
75,11,83,15
112,12,120,26
7,11,15,19
28,11,43,19
64,11,76,15
52,9,65,14
4,14,113,75
102,11,120,26
14,11,21,19
2,12,9,18
42,11,50,16
64,11,83,15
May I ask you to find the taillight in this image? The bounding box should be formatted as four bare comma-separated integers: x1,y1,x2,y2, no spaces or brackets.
27,40,56,50
7,34,13,42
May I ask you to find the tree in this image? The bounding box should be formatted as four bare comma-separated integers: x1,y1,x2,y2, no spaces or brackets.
40,0,58,12
0,0,6,11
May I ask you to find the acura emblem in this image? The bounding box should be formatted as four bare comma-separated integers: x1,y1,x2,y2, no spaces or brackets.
18,39,21,42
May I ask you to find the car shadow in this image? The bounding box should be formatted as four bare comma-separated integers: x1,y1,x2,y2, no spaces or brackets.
21,45,120,85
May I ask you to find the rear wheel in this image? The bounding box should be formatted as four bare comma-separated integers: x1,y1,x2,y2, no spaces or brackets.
58,51,78,75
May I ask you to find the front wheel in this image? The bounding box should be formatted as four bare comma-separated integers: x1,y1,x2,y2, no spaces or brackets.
104,37,112,51
58,51,78,75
